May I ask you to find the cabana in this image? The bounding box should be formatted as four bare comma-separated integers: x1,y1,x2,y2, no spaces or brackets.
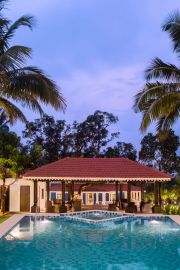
23,157,172,213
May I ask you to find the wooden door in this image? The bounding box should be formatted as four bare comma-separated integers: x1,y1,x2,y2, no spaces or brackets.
20,186,30,212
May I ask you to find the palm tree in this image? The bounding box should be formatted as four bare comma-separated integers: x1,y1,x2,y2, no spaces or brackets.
0,1,65,125
134,11,180,134
0,109,9,131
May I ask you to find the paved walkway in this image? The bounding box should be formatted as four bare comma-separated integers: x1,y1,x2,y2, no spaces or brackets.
0,214,24,238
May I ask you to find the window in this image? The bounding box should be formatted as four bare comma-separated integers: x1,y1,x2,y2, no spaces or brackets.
51,192,56,201
98,193,103,202
57,193,62,199
111,193,116,201
65,192,68,201
106,193,110,201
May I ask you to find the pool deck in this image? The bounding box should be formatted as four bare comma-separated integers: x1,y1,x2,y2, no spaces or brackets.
0,212,180,239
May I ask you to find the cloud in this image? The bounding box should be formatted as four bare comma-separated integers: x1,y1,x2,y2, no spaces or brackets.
58,64,144,122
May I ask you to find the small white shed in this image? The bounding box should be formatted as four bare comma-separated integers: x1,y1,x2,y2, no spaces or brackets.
0,178,46,212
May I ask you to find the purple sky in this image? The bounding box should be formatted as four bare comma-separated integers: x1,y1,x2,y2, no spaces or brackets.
5,0,180,150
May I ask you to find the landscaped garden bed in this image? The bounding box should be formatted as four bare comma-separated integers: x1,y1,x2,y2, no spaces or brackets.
0,214,12,224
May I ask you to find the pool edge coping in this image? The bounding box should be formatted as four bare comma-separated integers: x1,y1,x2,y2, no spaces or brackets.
0,212,179,239
0,214,25,238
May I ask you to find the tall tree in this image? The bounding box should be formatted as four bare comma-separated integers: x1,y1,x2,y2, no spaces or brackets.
0,112,29,169
139,130,180,174
0,158,19,213
73,110,119,157
23,111,120,165
134,11,180,134
0,1,65,125
104,142,137,160
23,115,74,165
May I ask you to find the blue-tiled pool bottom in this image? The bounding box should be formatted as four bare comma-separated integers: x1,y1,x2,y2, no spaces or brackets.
60,210,128,223
0,215,180,270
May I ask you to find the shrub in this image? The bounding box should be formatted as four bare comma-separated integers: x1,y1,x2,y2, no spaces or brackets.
162,204,180,215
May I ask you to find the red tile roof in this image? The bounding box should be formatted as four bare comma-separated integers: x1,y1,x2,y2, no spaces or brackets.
50,183,141,192
23,157,171,180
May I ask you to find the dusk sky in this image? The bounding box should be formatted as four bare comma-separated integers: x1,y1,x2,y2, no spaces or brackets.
6,0,180,150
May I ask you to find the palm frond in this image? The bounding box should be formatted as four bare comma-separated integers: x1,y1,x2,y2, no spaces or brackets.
0,96,28,124
0,18,9,37
145,57,180,81
3,15,35,45
162,10,180,55
0,0,8,11
0,45,32,69
156,107,180,132
0,9,66,124
0,108,9,128
139,92,180,132
134,10,180,133
13,95,44,116
8,66,66,110
134,82,180,112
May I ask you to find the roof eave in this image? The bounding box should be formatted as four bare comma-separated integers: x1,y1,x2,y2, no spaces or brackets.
23,176,172,182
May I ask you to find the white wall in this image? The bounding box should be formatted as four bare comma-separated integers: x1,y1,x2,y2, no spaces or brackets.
0,178,46,212
9,179,34,212
37,181,46,212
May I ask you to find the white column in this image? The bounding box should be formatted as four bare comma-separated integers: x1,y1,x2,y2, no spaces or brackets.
102,193,106,205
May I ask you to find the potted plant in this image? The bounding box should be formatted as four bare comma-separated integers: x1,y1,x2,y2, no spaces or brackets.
108,199,117,211
72,194,82,211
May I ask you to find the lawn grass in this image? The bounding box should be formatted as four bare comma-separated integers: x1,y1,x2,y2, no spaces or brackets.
0,214,12,224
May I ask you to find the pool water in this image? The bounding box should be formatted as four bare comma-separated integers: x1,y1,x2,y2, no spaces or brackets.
62,210,127,221
0,216,180,270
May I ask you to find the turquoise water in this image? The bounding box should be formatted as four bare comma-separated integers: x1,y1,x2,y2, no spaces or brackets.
62,211,127,221
0,216,180,270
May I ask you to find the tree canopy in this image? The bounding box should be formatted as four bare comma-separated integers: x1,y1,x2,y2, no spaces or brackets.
139,129,180,174
23,111,121,165
104,142,137,160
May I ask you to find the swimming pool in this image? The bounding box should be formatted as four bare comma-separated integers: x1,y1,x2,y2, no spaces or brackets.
0,215,179,270
60,210,128,223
